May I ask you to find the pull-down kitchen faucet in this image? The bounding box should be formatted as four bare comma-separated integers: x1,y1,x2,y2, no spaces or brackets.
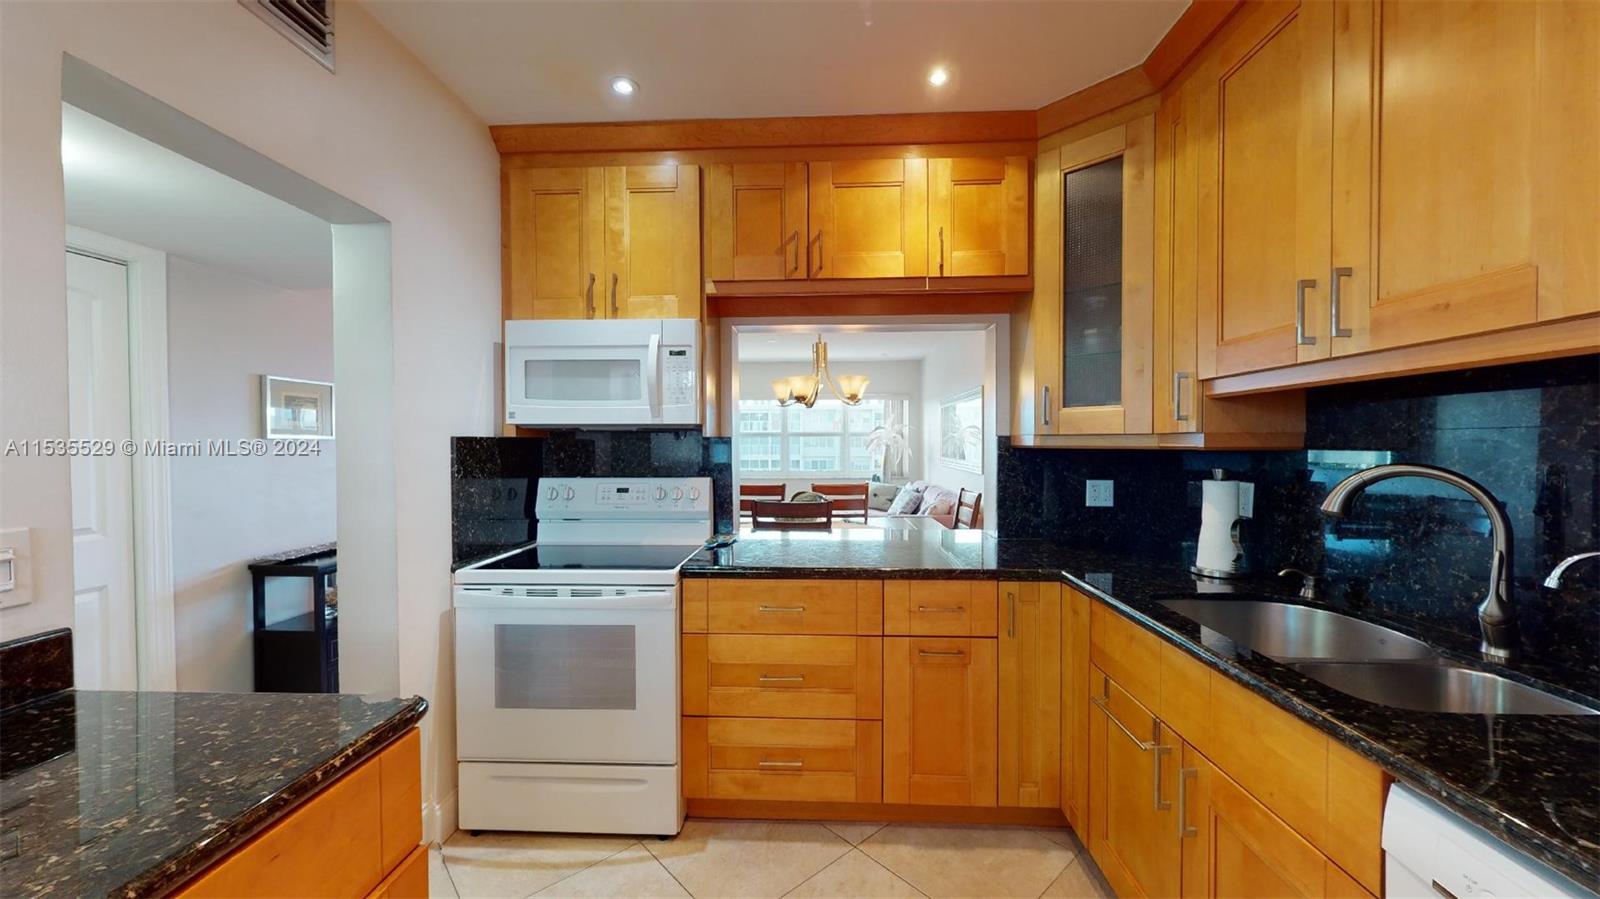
1318,463,1517,661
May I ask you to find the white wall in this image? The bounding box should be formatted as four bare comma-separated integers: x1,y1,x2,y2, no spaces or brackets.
920,331,989,498
735,359,923,495
166,256,335,692
0,0,500,839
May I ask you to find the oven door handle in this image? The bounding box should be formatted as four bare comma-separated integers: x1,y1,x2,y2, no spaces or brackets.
453,588,678,611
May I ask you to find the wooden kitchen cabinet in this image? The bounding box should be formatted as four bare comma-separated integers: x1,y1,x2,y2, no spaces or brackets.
928,156,1029,277
884,636,997,806
1088,665,1182,899
1328,0,1600,350
1179,747,1375,899
507,164,700,320
1027,115,1156,437
998,582,1061,808
1194,0,1334,379
1060,586,1091,831
682,717,882,804
507,167,605,320
808,158,928,279
175,730,422,899
704,163,809,281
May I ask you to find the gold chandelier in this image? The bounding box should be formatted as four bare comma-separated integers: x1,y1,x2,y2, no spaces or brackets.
771,334,870,408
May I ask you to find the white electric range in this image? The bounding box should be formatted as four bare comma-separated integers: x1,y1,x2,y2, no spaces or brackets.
452,476,711,836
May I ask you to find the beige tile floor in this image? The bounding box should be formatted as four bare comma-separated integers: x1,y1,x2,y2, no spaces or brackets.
430,820,1114,899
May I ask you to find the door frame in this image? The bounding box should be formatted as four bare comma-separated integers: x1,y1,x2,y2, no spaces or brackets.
65,225,176,691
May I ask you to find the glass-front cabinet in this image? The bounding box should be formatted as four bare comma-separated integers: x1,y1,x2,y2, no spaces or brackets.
1024,115,1155,436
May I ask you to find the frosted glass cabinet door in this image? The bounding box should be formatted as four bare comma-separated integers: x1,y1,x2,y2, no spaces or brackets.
1047,116,1155,436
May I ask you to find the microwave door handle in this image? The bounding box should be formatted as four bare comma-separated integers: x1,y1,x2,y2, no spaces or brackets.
646,332,662,418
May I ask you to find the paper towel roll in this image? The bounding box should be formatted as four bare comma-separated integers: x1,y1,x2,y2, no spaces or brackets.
1194,478,1244,576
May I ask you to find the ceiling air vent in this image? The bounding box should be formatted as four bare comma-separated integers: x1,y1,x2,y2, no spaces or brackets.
240,0,334,71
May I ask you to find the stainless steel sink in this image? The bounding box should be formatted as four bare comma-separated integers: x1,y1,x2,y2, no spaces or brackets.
1159,599,1440,662
1291,662,1599,716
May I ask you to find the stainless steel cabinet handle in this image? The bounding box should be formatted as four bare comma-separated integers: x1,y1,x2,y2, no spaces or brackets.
810,232,824,277
1176,767,1197,837
1295,278,1317,346
938,227,946,276
1330,266,1353,337
758,605,806,613
758,759,804,768
610,272,620,318
585,273,596,319
918,648,966,658
1173,371,1191,423
758,674,804,683
1042,385,1051,427
1152,740,1173,811
1007,592,1016,638
1090,677,1158,751
916,605,966,614
789,230,801,274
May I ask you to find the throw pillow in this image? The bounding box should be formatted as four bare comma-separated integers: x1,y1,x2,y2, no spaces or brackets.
867,483,900,512
885,485,925,515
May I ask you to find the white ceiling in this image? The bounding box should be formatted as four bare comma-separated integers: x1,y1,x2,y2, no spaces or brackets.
62,104,332,290
366,1,1188,125
738,329,983,363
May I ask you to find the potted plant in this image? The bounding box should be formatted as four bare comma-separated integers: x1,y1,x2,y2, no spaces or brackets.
866,418,912,483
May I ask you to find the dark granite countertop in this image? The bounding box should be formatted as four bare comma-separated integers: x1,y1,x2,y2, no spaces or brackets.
0,690,427,899
684,521,1600,888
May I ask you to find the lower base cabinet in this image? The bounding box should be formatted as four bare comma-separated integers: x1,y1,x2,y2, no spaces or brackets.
175,729,423,899
1088,665,1182,899
884,636,998,806
683,717,882,802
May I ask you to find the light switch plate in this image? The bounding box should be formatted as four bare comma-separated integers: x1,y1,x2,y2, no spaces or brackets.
0,527,32,609
1086,480,1114,508
1238,482,1255,518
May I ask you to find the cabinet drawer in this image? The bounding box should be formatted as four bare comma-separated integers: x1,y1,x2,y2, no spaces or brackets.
707,579,882,635
884,581,998,636
1089,600,1162,711
682,634,883,719
683,717,882,803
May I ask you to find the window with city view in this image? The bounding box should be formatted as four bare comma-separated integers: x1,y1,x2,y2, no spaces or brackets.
736,397,906,478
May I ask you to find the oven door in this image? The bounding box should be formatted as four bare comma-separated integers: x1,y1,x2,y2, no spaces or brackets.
454,586,678,765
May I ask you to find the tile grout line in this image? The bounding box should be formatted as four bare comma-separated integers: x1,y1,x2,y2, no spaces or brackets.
519,838,645,899
432,842,464,899
639,831,699,899
857,847,933,899
776,837,857,899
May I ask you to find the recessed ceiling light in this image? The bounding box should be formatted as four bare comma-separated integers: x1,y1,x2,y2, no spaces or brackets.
611,76,638,96
927,66,950,87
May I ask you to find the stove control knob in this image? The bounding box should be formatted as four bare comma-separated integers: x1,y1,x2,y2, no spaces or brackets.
689,486,702,501
655,486,668,501
673,487,685,501
545,486,559,500
562,486,576,501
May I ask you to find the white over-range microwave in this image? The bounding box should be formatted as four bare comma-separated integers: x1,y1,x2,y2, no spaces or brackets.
505,318,700,427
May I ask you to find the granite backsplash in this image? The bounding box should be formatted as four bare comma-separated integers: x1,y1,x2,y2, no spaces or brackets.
452,429,734,566
998,355,1600,685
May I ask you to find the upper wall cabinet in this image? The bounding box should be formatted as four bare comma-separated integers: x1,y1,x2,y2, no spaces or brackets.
1195,0,1599,378
507,167,606,320
1194,0,1333,379
604,165,702,319
929,157,1030,277
1028,116,1156,437
809,159,929,279
1328,0,1600,350
704,163,808,281
508,164,701,320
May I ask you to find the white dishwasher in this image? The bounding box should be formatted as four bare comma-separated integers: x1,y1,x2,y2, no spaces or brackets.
1384,784,1597,898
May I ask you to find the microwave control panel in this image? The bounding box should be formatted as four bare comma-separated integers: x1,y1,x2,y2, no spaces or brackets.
663,347,696,407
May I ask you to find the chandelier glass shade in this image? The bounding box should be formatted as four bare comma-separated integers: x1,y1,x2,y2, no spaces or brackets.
770,335,869,407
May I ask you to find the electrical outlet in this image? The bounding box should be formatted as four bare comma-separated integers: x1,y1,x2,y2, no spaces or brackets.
1238,482,1255,518
1085,480,1114,508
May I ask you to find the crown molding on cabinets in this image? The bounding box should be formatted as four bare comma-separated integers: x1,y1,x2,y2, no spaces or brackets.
491,110,1037,155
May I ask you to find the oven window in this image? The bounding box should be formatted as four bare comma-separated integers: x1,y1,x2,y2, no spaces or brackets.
523,359,642,402
494,624,637,710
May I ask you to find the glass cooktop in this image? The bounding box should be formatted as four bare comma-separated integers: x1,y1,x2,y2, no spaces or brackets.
469,543,703,572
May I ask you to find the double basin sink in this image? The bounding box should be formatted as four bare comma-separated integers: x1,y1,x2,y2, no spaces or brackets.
1158,598,1596,716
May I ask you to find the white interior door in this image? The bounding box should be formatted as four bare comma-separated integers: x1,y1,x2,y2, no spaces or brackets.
66,251,138,690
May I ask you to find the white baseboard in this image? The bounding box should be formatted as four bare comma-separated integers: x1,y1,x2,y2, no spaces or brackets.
426,789,460,845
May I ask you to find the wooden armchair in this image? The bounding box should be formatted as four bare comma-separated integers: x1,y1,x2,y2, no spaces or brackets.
738,483,785,517
809,482,869,523
954,488,982,530
750,500,834,531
